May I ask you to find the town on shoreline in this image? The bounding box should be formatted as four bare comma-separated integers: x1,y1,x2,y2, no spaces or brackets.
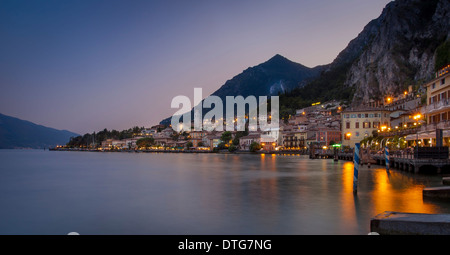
56,65,450,156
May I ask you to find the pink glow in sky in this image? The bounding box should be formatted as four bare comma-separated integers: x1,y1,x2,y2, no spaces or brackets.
0,0,391,134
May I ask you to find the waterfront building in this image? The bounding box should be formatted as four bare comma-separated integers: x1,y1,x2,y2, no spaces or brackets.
123,137,143,149
341,107,391,148
281,127,306,149
188,130,208,147
101,139,113,149
239,133,261,151
202,134,221,149
260,135,277,151
423,66,450,124
260,126,281,145
403,65,450,146
305,126,341,147
112,140,126,149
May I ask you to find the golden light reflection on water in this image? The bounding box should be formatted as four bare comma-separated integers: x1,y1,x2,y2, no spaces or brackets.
341,161,439,216
340,162,357,230
371,169,437,214
182,154,444,233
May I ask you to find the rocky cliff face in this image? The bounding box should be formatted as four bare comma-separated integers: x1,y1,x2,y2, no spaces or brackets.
344,0,450,103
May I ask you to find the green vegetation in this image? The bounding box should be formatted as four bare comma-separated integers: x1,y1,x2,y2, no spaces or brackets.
136,137,154,149
435,40,450,71
228,144,237,152
220,131,232,144
278,63,353,118
232,130,248,146
250,142,261,152
66,126,145,148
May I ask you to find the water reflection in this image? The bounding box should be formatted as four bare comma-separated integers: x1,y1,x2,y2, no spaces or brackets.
0,150,449,234
370,169,438,214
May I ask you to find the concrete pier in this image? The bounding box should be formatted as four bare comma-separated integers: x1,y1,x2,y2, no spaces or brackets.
371,211,450,235
443,177,450,185
423,186,450,199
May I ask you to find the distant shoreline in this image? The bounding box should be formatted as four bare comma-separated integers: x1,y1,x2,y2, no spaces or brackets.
48,147,308,155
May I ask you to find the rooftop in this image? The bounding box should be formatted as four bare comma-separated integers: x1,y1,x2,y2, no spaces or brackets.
342,107,391,113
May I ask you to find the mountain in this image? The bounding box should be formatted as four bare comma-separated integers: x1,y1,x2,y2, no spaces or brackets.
346,0,450,103
280,0,449,111
160,54,324,125
210,54,324,100
0,113,79,149
162,0,450,124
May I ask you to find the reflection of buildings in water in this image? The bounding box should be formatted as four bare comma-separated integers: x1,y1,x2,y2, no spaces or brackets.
257,153,279,216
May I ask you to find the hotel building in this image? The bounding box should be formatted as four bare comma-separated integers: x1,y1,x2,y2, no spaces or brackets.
423,65,450,124
341,107,391,148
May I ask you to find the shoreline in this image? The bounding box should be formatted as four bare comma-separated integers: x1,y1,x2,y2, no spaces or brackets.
48,147,309,155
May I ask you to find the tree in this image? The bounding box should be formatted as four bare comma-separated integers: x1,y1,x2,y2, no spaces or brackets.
197,141,204,147
232,131,247,146
250,142,261,152
136,137,154,149
220,131,232,144
228,144,237,152
185,141,193,149
435,40,450,71
217,142,227,150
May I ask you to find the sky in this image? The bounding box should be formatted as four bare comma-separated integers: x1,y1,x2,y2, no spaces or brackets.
0,0,392,135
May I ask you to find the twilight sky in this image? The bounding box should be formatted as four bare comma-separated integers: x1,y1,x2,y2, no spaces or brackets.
0,0,391,134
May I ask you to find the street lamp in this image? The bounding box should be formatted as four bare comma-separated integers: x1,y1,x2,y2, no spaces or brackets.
345,132,351,139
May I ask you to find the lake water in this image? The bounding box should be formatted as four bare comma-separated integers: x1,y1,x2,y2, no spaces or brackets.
1,149,450,235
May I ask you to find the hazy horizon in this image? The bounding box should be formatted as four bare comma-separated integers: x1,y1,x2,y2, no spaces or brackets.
1,0,391,134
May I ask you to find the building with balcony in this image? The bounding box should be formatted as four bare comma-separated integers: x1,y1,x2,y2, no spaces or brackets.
403,65,450,146
424,67,450,124
281,130,306,149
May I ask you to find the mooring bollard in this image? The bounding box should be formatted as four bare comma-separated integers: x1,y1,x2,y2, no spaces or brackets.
385,146,389,172
353,143,360,194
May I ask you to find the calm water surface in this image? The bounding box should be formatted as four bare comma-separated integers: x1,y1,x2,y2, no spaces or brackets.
1,149,450,235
